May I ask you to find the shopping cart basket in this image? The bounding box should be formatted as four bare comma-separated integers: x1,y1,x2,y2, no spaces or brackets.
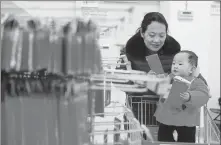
126,94,160,141
88,102,146,145
89,67,170,144
126,94,160,126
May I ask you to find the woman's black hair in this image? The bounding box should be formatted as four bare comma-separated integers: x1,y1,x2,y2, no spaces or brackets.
137,12,168,34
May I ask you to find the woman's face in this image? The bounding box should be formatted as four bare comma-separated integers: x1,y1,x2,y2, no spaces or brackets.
141,21,167,52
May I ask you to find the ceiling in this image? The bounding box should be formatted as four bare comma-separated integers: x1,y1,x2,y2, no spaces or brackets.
1,1,159,22
1,1,136,29
1,1,159,35
1,1,31,17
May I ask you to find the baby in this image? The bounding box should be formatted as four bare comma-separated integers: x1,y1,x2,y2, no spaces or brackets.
171,50,208,102
155,50,210,143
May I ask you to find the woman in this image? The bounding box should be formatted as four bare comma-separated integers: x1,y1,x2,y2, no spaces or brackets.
124,12,181,141
125,12,180,72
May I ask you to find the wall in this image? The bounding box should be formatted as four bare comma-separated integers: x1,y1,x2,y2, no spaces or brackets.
160,1,220,108
116,1,160,45
101,1,160,58
161,1,211,80
207,11,220,108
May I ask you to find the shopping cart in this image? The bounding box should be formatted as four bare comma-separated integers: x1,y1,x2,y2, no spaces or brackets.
126,95,159,126
88,67,161,145
88,102,148,145
89,68,221,145
88,70,172,145
125,94,160,141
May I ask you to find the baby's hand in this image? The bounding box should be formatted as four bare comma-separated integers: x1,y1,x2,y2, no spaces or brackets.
180,92,190,102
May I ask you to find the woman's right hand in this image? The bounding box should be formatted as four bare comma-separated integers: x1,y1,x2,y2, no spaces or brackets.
119,55,132,70
147,70,156,75
119,54,128,62
147,70,168,78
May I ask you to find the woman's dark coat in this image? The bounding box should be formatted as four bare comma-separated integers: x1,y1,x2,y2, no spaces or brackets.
125,32,181,73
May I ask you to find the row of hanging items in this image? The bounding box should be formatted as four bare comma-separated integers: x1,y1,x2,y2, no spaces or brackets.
1,15,102,74
1,14,103,97
1,14,103,145
1,14,106,120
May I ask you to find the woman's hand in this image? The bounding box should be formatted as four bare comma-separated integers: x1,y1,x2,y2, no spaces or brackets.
120,54,128,61
119,55,132,70
147,70,156,75
134,80,147,87
148,70,168,78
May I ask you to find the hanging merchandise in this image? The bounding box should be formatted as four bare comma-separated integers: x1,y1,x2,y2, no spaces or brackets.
19,20,35,72
46,19,63,75
61,19,105,118
1,18,20,72
61,22,70,75
62,19,102,76
1,14,103,145
84,20,101,74
68,20,85,75
34,22,51,71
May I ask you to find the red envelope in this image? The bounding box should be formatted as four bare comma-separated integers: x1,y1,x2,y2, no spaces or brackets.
146,54,165,74
164,77,190,109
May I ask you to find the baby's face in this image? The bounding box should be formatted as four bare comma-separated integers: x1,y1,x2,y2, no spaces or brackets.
171,53,193,77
